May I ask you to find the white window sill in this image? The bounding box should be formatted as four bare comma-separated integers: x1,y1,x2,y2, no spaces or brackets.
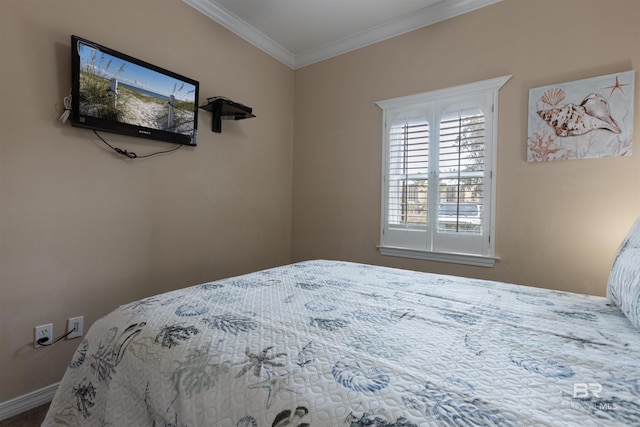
378,245,499,268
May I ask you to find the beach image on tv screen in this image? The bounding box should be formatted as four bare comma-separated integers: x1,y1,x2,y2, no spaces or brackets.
77,42,196,136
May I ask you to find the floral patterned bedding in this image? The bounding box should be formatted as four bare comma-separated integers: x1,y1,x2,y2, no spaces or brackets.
43,260,640,426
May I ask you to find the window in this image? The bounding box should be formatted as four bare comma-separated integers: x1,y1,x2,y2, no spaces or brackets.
376,76,511,267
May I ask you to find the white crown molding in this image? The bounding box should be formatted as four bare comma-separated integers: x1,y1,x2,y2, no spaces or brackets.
184,0,502,70
183,0,296,68
295,0,503,69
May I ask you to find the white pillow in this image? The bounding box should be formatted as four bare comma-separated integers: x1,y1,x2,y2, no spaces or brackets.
607,218,640,329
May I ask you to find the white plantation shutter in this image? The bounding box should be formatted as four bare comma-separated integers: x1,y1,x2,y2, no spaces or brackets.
377,76,511,266
387,108,430,228
437,110,485,233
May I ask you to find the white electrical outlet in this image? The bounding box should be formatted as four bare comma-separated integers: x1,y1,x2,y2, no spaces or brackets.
66,316,84,339
34,323,53,348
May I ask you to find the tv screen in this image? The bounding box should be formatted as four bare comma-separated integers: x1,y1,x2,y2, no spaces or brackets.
71,35,199,146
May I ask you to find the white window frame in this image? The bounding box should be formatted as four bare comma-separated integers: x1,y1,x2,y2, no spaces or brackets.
376,75,511,267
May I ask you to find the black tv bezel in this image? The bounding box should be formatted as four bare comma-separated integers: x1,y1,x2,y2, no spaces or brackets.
70,35,199,146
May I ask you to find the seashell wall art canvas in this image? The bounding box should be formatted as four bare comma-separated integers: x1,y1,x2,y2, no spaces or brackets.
527,70,634,162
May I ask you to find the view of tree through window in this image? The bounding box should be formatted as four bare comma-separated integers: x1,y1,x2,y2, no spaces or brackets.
438,112,485,233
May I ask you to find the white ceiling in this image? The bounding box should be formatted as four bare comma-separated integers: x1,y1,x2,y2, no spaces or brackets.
184,0,502,69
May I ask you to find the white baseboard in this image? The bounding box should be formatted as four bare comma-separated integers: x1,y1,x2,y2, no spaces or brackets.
0,383,58,422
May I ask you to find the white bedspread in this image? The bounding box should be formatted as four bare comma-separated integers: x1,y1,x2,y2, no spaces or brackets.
43,260,640,426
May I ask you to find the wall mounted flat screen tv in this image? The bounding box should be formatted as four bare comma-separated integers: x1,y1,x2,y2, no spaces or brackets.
71,35,199,146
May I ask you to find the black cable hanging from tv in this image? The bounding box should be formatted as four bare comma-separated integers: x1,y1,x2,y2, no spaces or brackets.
93,130,182,159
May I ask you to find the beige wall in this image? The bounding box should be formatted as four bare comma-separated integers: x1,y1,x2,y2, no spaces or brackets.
0,1,294,402
293,0,640,295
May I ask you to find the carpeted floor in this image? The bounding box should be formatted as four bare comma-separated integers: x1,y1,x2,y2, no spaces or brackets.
0,404,49,427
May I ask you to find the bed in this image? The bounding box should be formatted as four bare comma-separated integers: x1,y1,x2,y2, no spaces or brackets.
43,221,640,426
